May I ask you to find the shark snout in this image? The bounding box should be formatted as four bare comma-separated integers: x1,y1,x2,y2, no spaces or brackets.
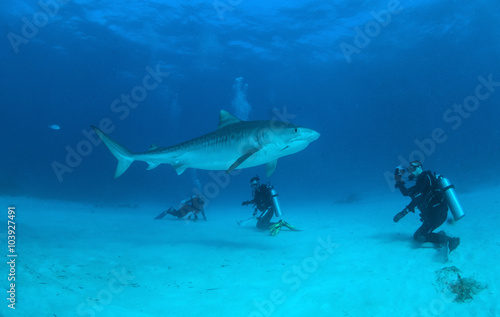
303,128,320,142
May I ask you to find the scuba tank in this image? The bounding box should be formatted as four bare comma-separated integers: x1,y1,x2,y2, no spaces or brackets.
437,175,465,221
180,196,194,205
269,187,282,217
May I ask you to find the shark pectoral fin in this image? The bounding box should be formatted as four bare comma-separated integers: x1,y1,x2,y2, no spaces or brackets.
172,162,187,175
226,148,260,174
147,162,160,170
266,160,278,177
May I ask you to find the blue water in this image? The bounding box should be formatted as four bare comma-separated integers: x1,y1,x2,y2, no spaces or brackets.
2,0,500,205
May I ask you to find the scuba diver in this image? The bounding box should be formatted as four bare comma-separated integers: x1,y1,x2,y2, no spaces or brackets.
241,176,298,236
393,160,460,253
154,195,206,221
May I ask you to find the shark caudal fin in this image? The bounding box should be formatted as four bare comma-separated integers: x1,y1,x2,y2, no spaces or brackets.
92,126,134,178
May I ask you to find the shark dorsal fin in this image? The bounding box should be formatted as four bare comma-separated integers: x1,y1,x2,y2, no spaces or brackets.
218,110,241,129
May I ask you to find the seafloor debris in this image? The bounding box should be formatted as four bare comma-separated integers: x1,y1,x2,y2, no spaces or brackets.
435,266,487,303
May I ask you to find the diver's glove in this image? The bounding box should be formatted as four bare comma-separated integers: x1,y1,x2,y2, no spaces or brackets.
393,207,411,223
242,201,251,206
269,221,284,236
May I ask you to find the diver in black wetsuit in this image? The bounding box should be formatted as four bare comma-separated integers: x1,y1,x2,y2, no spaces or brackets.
242,176,297,235
393,161,460,252
154,195,206,221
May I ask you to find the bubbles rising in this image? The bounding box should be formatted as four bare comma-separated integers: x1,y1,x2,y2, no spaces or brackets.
231,77,251,120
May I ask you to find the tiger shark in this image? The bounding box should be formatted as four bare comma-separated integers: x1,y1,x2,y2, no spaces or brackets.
92,110,320,178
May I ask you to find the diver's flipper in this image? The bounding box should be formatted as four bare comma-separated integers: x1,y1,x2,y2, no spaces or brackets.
269,221,283,236
226,148,260,174
269,220,300,234
154,207,175,220
154,209,169,220
448,237,460,254
281,221,300,231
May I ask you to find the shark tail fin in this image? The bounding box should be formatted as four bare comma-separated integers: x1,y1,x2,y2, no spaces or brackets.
92,126,134,178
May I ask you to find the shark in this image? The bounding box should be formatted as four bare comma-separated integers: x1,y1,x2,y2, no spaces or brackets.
92,110,320,178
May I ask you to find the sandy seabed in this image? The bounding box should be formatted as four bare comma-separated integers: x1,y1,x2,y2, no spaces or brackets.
0,185,499,317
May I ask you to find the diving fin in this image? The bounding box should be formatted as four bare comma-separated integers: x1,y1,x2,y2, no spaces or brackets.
281,220,299,231
269,220,300,235
269,221,283,236
154,210,168,220
154,207,173,220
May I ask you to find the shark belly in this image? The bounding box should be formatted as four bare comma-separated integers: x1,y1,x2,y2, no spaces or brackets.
185,150,273,171
172,138,268,171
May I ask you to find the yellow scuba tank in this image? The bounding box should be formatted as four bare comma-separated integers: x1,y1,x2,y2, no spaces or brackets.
270,187,282,217
437,175,465,221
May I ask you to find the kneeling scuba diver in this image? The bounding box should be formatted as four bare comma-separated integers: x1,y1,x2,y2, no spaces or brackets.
241,176,299,236
393,161,463,253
